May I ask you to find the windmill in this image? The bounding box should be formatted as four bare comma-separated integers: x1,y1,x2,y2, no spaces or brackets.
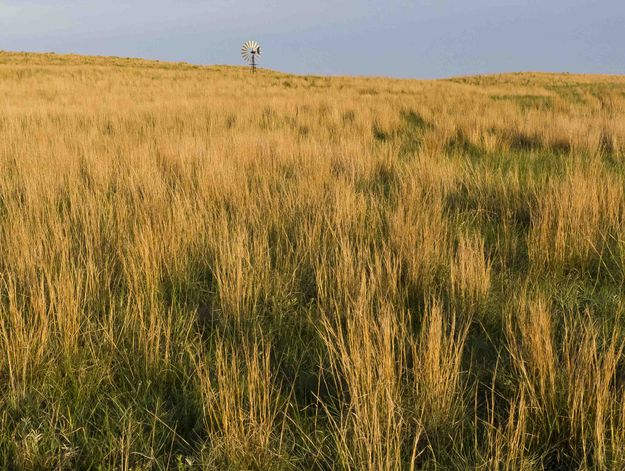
241,40,262,73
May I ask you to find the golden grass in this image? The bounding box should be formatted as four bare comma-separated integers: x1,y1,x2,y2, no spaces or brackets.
1,50,625,469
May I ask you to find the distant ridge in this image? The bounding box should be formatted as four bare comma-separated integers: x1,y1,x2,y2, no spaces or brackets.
1,50,623,82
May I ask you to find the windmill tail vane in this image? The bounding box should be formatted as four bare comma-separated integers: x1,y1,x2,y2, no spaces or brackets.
242,40,262,73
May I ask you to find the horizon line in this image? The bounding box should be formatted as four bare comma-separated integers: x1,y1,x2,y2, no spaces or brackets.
2,48,624,81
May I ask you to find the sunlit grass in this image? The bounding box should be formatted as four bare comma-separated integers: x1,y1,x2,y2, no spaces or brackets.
1,50,625,469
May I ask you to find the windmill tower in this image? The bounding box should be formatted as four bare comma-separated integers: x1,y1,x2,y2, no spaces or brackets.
241,40,262,73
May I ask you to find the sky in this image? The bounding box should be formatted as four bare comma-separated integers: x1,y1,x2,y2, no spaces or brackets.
0,0,623,78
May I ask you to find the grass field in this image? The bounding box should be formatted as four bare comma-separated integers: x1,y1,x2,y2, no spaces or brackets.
1,50,625,469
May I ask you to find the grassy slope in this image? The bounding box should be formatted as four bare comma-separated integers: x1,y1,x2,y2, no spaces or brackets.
1,51,625,469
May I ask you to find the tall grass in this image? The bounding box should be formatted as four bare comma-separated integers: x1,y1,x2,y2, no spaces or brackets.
1,50,625,469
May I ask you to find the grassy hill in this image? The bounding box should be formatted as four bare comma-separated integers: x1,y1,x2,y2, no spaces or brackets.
1,50,625,469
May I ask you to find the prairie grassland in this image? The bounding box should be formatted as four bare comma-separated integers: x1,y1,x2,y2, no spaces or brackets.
1,50,625,469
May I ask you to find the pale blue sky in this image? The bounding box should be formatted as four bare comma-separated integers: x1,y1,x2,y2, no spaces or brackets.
0,0,623,78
